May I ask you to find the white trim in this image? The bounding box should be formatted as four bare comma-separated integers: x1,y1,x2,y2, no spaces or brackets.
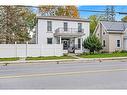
100,22,108,33
93,22,99,35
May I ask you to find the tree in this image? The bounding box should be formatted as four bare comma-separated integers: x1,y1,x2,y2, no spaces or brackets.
0,6,36,44
89,15,98,34
83,35,102,54
89,15,103,34
121,16,127,22
39,5,79,18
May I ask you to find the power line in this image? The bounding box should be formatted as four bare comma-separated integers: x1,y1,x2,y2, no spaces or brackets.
13,5,127,15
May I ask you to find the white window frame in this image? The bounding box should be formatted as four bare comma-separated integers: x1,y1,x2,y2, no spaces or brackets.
47,21,52,32
47,38,53,44
103,40,106,47
117,40,120,47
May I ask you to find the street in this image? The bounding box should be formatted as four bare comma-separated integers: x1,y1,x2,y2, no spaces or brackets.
0,60,127,89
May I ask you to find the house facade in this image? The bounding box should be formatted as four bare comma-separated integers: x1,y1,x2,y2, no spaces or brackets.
94,21,127,52
0,16,90,58
37,16,90,55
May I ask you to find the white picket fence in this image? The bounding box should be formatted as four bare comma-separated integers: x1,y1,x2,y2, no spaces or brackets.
0,44,63,58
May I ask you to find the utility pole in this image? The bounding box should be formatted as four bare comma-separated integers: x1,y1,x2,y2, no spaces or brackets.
110,6,115,21
105,6,115,21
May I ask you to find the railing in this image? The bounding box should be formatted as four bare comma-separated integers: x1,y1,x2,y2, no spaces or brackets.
55,28,84,33
54,28,84,37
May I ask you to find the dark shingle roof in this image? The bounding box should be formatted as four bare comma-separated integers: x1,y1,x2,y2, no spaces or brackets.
101,21,127,33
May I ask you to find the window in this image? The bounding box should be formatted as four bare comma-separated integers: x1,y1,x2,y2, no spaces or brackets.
117,40,120,47
103,40,106,47
64,22,68,31
47,38,52,44
47,21,52,31
78,23,82,32
103,32,105,35
78,38,81,49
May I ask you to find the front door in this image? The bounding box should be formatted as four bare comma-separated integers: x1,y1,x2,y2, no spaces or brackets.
63,40,69,50
68,39,75,53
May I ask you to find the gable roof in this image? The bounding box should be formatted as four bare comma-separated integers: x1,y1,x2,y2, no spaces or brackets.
101,21,127,33
37,16,90,22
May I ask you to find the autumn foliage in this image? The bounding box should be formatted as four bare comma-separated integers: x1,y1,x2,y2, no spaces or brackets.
39,5,79,18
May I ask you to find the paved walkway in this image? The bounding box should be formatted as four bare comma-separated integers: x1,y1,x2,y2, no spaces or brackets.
67,53,81,59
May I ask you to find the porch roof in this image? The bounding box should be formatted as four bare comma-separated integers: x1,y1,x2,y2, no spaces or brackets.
54,32,85,37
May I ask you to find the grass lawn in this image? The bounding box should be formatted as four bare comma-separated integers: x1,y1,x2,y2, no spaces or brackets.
79,52,127,58
26,56,76,60
0,57,19,61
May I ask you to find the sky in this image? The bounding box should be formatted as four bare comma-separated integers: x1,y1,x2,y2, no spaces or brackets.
78,6,127,21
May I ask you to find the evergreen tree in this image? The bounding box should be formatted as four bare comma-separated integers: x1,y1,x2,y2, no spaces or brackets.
83,35,102,54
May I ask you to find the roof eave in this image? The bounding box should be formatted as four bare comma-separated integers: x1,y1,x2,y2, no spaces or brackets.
37,16,90,22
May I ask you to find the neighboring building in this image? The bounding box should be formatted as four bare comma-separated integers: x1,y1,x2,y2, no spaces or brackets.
94,21,127,52
37,16,90,54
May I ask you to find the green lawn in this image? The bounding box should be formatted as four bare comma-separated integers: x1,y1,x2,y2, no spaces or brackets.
0,57,19,61
26,56,76,60
79,53,127,58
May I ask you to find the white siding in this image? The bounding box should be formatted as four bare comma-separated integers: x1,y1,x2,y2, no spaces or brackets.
38,19,89,52
0,18,89,58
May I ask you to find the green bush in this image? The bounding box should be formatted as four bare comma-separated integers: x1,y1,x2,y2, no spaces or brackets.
83,34,102,54
120,50,127,53
113,50,120,53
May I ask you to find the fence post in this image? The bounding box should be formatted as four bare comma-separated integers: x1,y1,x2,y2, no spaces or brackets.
15,42,17,57
26,41,28,57
54,45,56,56
40,44,42,56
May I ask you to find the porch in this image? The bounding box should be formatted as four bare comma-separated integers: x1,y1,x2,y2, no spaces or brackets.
54,27,85,54
55,37,83,54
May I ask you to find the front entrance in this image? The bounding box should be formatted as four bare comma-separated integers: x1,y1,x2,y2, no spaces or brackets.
62,38,75,53
62,39,70,50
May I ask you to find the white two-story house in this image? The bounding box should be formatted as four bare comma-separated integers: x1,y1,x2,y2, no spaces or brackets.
37,16,90,55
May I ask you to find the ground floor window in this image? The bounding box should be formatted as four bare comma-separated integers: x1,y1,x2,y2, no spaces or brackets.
117,40,120,47
103,40,106,47
47,38,52,44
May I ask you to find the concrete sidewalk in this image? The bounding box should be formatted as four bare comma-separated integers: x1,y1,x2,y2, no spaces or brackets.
0,56,127,65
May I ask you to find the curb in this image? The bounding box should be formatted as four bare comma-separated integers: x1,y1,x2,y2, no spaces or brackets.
0,57,127,65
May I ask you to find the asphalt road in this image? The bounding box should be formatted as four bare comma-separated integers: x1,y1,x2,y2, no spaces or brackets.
0,60,127,89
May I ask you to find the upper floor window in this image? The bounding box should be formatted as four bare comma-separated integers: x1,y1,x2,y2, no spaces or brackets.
103,32,105,35
47,21,52,31
64,22,68,31
47,38,52,44
78,23,82,32
117,40,120,47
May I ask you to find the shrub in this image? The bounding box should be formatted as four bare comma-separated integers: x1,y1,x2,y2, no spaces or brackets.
120,50,127,53
83,34,102,54
101,51,109,53
113,50,120,53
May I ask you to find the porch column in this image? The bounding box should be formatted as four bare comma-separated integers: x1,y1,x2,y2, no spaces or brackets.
60,36,61,44
81,37,83,51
